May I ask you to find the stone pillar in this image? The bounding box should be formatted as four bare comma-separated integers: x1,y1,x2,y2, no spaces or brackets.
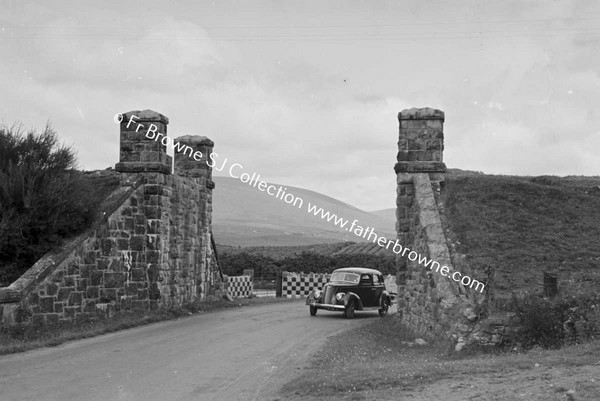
394,107,445,173
172,135,217,299
173,135,214,184
115,109,172,174
393,107,446,298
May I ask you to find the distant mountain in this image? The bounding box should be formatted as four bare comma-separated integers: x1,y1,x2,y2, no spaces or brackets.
211,176,396,247
369,208,396,222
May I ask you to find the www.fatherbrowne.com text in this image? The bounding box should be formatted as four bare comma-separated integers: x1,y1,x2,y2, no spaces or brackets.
116,113,485,293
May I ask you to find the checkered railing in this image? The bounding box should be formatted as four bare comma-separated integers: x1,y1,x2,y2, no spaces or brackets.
281,272,330,298
225,275,253,298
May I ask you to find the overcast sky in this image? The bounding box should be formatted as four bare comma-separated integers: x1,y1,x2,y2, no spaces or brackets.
1,0,599,211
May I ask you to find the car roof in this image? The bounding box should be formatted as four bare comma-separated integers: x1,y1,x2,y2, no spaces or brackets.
332,267,382,275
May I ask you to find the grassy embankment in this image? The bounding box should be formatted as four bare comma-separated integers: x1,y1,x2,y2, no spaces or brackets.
442,173,600,296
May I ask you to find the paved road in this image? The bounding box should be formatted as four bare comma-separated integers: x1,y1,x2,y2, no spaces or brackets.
0,301,386,401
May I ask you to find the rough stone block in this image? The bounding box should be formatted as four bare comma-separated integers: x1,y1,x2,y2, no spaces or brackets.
99,288,117,302
130,235,145,251
144,206,161,219
57,287,72,302
397,195,413,207
147,251,160,264
94,257,109,271
29,292,39,305
39,297,55,313
76,278,88,291
137,288,149,299
67,263,79,275
116,238,129,250
104,272,126,288
131,268,145,282
45,314,59,325
90,271,103,286
125,283,138,296
68,292,84,306
83,300,96,313
397,151,409,161
86,286,99,299
63,307,77,318
84,251,97,265
46,283,58,296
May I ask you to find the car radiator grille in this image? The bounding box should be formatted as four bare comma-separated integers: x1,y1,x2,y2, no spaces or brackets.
324,286,335,305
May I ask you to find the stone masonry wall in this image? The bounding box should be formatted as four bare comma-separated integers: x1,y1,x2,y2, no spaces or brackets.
394,108,488,350
0,110,220,326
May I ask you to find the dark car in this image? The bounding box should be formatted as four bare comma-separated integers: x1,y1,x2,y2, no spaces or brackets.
305,267,394,318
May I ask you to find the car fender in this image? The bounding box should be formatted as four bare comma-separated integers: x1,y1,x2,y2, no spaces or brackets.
306,289,319,304
344,292,363,310
378,290,392,306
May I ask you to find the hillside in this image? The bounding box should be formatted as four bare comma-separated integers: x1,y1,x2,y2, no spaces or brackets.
211,176,396,246
441,174,600,296
370,208,395,222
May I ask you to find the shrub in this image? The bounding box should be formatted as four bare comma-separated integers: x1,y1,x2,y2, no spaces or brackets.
0,123,100,285
517,292,600,348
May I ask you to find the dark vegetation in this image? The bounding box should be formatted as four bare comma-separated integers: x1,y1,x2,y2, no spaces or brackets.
0,123,118,286
217,242,396,277
516,292,600,348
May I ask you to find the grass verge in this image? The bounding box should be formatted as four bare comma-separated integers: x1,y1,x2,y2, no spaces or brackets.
0,296,293,356
280,315,600,400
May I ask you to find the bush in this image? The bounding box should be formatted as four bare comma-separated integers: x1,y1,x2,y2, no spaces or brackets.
0,123,101,286
219,250,396,277
517,292,600,348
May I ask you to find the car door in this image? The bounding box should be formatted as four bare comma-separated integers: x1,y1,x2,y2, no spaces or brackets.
356,274,378,307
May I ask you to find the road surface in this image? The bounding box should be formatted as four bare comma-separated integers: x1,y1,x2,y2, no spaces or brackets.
0,301,385,401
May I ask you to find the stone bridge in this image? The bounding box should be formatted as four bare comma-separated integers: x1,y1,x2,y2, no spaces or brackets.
394,107,515,350
0,110,222,326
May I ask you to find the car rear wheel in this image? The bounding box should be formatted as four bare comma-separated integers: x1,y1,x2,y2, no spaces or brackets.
378,299,389,317
345,301,355,319
309,305,317,316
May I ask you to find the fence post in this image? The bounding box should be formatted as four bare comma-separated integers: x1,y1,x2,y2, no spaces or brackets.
275,271,282,297
543,272,558,297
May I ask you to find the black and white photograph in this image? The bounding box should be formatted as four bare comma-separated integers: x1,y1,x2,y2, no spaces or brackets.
1,1,599,400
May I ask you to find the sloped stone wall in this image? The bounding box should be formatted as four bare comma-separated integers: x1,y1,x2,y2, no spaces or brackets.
0,110,220,326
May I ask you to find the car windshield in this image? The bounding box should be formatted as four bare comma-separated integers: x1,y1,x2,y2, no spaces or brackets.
330,272,360,284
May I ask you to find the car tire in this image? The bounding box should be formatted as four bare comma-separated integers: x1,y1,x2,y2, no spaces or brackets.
378,299,389,317
345,301,355,319
309,305,317,316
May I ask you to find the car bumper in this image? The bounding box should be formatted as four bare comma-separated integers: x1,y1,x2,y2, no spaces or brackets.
306,300,345,311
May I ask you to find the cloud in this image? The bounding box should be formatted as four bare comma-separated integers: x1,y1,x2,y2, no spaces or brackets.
1,0,599,211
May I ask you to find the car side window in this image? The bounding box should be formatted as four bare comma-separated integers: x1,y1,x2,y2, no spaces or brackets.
360,274,372,285
373,274,380,284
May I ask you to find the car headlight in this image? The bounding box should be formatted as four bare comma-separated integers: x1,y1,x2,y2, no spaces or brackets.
314,290,322,299
335,293,345,302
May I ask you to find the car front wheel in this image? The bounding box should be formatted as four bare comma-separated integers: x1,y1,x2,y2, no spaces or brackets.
309,305,317,316
345,301,355,319
378,299,389,317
